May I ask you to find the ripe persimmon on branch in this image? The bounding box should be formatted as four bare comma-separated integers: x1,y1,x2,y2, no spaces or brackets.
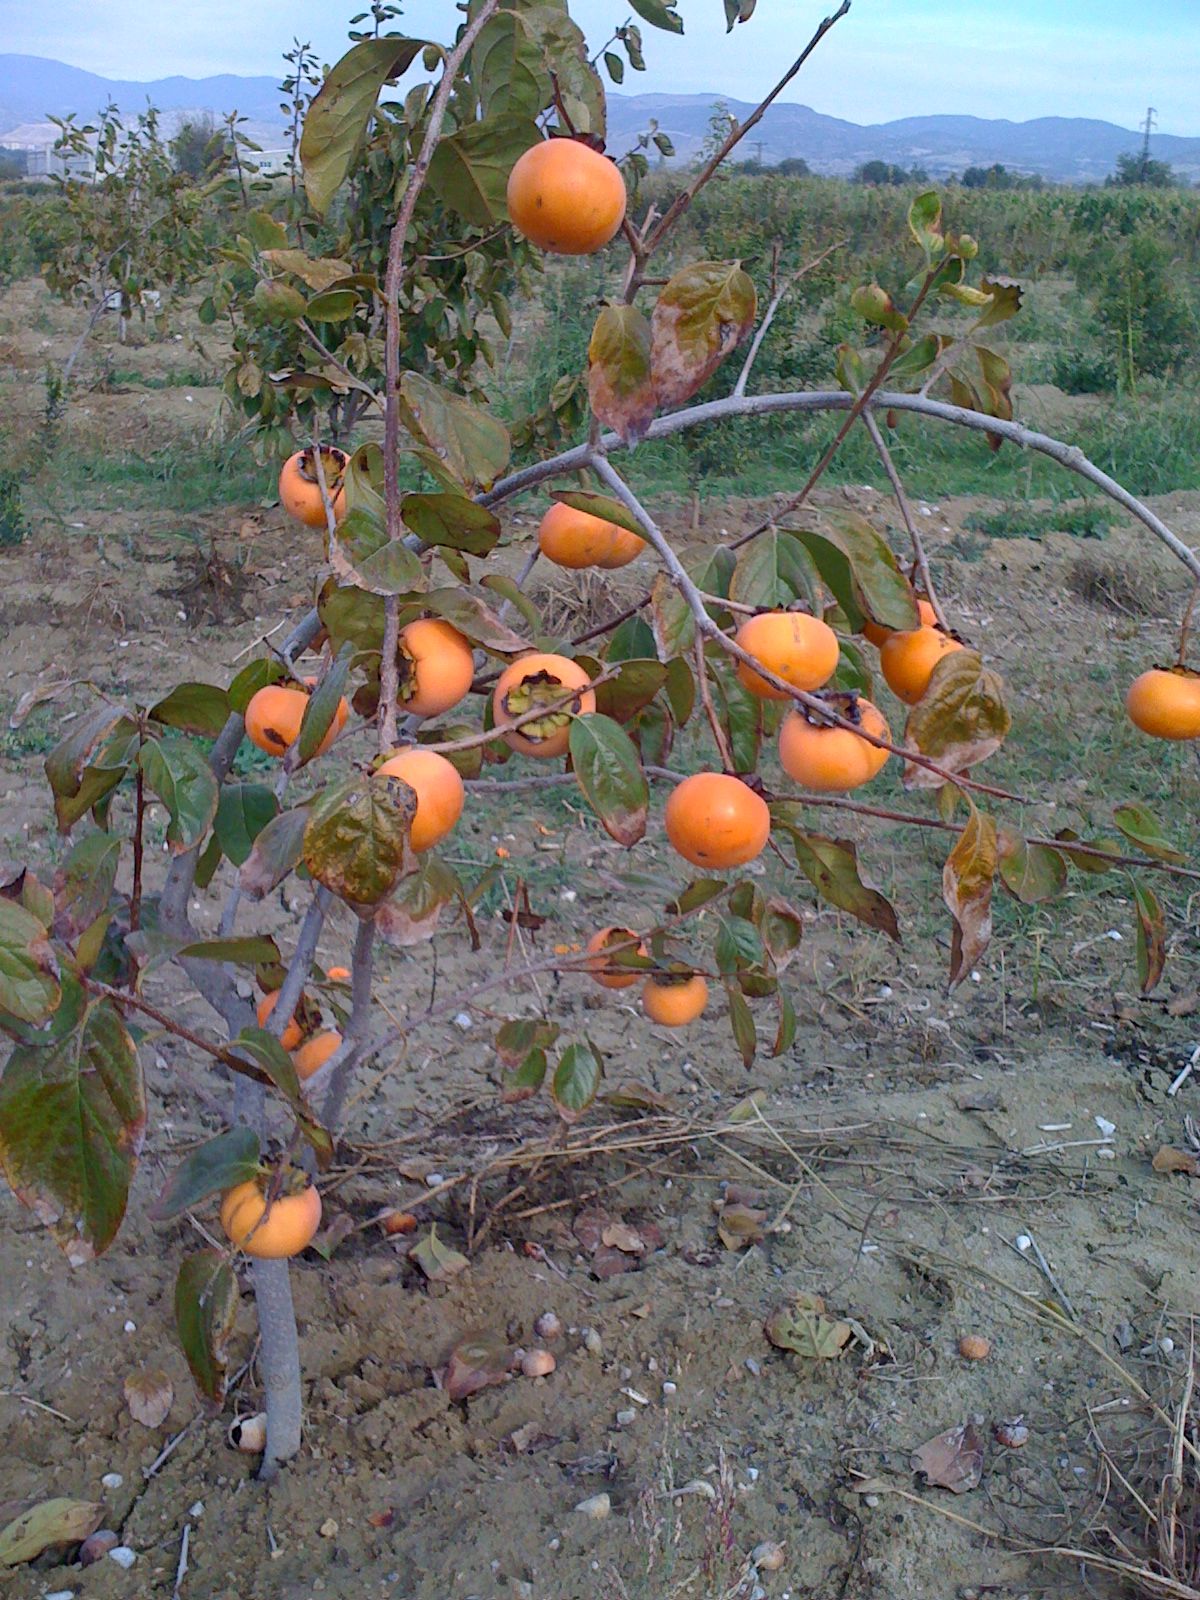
3,0,1199,1497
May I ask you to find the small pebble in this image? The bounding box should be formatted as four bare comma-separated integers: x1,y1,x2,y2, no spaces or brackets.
752,1540,785,1571
79,1530,119,1567
1160,1337,1176,1355
864,1493,880,1507
1015,1234,1032,1252
574,1493,610,1520
189,1501,204,1518
319,1518,339,1539
582,1327,603,1356
45,1591,75,1600
107,1547,137,1570
521,1349,556,1379
744,1357,761,1377
615,1408,636,1426
453,1012,472,1030
993,1418,1030,1449
122,1320,136,1334
958,1334,991,1362
534,1312,562,1341
661,1381,677,1398
425,1172,445,1188
100,1472,123,1489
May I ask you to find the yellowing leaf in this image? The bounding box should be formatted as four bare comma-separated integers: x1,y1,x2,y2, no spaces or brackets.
651,260,756,408
942,802,997,988
588,304,655,443
904,649,1011,788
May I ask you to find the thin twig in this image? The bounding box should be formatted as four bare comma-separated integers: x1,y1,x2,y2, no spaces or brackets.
639,3,853,258
861,407,948,630
733,238,847,398
694,634,736,772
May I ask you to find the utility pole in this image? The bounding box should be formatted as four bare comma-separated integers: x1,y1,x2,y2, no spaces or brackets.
1140,106,1156,179
753,138,765,169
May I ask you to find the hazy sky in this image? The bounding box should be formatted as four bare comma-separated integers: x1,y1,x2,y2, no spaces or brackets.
8,0,1200,132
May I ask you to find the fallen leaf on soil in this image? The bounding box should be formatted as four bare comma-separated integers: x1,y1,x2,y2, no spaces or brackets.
0,1498,104,1566
727,1090,766,1123
367,1509,395,1529
954,1088,1001,1112
1152,1146,1199,1177
1167,993,1198,1018
573,1208,610,1254
602,1081,672,1112
411,1224,469,1283
911,1421,985,1494
717,1203,766,1251
764,1294,852,1359
592,1245,636,1280
123,1368,174,1429
601,1221,645,1255
724,1183,768,1207
442,1331,511,1402
310,1212,355,1259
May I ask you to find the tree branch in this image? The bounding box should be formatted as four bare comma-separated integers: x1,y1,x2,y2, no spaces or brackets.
479,389,1200,587
640,2,852,258
380,0,502,754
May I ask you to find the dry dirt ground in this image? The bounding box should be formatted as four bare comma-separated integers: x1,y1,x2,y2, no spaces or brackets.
3,282,1200,1600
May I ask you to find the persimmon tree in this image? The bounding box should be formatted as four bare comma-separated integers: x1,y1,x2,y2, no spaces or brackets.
4,0,1200,1485
34,104,224,388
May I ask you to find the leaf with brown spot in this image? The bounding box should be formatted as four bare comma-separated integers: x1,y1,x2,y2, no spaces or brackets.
904,650,1011,788
942,802,997,989
0,1497,104,1566
996,828,1067,905
771,816,899,942
588,304,655,443
651,260,757,408
912,1421,985,1494
592,1244,636,1280
303,775,415,908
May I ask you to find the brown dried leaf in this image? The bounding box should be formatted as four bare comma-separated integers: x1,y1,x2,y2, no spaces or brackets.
764,1297,851,1359
591,1245,636,1280
716,1202,766,1251
123,1368,174,1429
573,1207,609,1254
911,1421,985,1494
443,1330,511,1402
601,1221,646,1255
1152,1146,1199,1177
410,1224,469,1284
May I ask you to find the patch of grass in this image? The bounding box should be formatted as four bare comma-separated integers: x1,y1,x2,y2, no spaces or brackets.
100,367,216,390
0,469,25,546
964,500,1115,541
35,437,271,517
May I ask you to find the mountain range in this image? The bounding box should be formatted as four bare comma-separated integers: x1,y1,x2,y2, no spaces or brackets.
3,54,1199,184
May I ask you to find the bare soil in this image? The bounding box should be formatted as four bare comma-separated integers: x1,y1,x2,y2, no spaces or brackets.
3,281,1200,1600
